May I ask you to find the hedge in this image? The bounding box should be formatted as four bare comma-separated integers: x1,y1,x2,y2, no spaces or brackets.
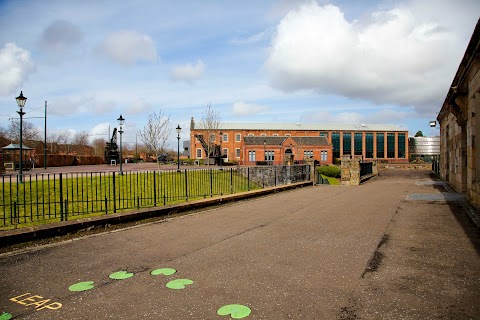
317,165,341,178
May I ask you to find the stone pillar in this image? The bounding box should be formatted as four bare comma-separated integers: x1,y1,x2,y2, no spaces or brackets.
305,158,316,182
341,155,361,186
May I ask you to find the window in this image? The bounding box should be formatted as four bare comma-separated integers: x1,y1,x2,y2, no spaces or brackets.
303,150,313,158
285,134,291,137
223,148,228,156
397,133,406,158
236,148,240,158
376,133,384,158
273,133,278,137
247,133,254,137
210,134,215,142
222,133,228,142
320,132,328,138
343,133,351,155
354,133,363,156
260,133,266,137
366,133,374,158
265,151,274,162
235,134,241,142
196,149,202,158
248,151,256,162
321,151,328,161
387,133,395,158
332,132,340,159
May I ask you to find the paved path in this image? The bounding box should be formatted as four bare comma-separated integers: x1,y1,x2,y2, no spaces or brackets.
0,169,479,319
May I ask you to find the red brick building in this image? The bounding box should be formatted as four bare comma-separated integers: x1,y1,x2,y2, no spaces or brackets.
189,118,408,164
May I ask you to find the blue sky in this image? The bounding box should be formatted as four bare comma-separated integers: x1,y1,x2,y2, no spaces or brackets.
0,0,479,150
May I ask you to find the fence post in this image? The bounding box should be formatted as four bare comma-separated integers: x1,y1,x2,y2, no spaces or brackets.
153,172,157,206
210,169,213,197
248,167,250,191
274,166,277,186
185,170,188,201
105,197,108,214
59,173,64,221
112,172,117,213
64,199,68,221
230,168,233,194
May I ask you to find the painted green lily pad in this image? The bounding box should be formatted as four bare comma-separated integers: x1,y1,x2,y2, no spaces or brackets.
150,268,176,276
217,304,251,319
166,279,193,289
0,312,12,320
109,270,134,280
69,281,95,292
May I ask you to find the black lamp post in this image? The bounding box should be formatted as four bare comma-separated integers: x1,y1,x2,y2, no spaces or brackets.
16,91,27,183
263,140,267,164
176,125,181,172
117,114,125,175
219,131,223,170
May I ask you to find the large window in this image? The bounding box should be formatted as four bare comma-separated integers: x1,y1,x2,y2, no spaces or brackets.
321,151,328,161
376,133,384,158
397,133,406,158
196,148,202,158
236,148,240,158
343,133,351,155
304,150,313,158
265,151,274,162
366,133,374,158
248,151,256,162
235,134,241,142
387,133,395,158
222,133,228,142
332,132,340,159
354,133,363,156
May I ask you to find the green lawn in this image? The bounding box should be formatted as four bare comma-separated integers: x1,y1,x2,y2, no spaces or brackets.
0,169,261,230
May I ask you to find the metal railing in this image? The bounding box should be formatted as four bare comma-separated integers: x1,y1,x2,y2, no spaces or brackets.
0,165,312,229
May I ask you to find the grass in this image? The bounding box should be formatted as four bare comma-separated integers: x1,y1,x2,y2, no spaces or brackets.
320,174,340,185
0,169,261,230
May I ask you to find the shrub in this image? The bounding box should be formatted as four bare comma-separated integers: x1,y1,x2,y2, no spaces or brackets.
317,165,341,178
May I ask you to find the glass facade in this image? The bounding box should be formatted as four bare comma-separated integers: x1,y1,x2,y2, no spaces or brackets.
332,132,340,159
397,133,406,158
354,133,363,156
343,133,351,155
387,133,395,158
376,133,384,158
366,133,374,158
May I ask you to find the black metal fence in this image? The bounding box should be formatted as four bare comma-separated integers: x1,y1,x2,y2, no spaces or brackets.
0,165,312,229
360,161,373,178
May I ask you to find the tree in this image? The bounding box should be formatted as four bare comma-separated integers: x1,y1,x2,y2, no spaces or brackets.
138,110,171,168
6,119,41,143
198,102,221,167
415,131,424,137
91,137,106,157
73,131,89,146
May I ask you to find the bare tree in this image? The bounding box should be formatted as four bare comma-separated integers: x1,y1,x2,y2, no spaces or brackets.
198,102,221,166
6,120,41,143
138,110,171,168
57,130,72,154
91,138,106,157
73,131,89,146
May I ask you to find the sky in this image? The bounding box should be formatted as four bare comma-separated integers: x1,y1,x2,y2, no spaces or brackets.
0,0,479,150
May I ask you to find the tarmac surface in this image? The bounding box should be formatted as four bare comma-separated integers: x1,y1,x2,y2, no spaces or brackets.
0,168,479,319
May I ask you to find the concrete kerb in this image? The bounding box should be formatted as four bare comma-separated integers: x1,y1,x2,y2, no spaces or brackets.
0,181,314,248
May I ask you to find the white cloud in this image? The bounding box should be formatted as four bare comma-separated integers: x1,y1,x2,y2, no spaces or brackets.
126,99,151,115
89,123,110,143
230,31,270,45
265,1,479,114
98,30,157,66
232,101,270,116
39,20,84,52
170,60,205,83
0,43,36,96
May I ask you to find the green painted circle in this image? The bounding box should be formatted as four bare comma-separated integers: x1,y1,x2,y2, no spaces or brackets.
109,271,134,280
166,279,193,290
0,312,12,320
69,281,95,292
150,268,176,276
217,304,251,319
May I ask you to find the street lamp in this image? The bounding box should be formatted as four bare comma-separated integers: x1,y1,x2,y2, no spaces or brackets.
176,124,181,172
117,114,125,175
16,91,27,183
263,140,267,164
219,131,223,170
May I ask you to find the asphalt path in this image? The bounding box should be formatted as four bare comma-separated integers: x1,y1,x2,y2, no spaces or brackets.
0,169,479,319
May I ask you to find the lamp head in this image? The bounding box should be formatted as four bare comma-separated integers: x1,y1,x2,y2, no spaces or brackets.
16,91,27,109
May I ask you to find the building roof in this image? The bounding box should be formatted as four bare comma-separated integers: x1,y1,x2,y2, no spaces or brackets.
244,136,329,146
2,143,33,150
195,122,404,132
